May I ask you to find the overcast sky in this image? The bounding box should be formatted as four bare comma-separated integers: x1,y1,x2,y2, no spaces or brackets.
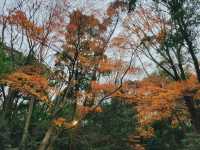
0,0,153,80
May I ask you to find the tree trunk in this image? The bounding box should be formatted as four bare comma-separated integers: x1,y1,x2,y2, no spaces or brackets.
3,89,17,120
178,62,186,80
46,133,59,150
165,48,180,80
19,98,35,150
38,126,55,150
185,37,200,82
184,95,200,133
176,47,186,80
179,21,200,82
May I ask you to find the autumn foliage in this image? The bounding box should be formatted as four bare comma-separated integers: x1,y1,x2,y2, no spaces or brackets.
1,65,49,102
6,10,44,40
1,0,200,150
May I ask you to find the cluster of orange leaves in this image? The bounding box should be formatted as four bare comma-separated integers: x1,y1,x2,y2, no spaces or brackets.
6,10,44,40
136,127,155,139
78,54,95,68
53,117,66,127
91,81,117,93
98,59,119,73
0,65,49,102
61,10,108,69
119,75,200,138
66,10,106,35
111,36,128,48
78,105,102,114
98,59,138,74
52,117,77,128
53,105,102,128
155,29,167,44
106,1,125,17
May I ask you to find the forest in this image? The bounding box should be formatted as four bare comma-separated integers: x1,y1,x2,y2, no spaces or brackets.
0,0,200,150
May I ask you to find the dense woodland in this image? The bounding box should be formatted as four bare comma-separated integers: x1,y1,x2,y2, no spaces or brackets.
0,0,200,149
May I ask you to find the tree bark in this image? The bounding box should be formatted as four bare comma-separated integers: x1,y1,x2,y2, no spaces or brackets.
178,21,200,82
3,89,17,119
165,48,180,80
38,125,56,150
184,95,200,133
19,98,35,150
46,133,59,150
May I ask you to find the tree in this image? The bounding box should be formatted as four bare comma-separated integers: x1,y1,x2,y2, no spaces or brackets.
38,7,137,149
118,0,200,133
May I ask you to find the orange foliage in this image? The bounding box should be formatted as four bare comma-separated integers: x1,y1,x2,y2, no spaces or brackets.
94,106,103,113
61,10,108,69
53,118,79,129
53,117,66,127
78,105,91,115
123,6,171,47
91,81,117,93
78,105,102,114
117,75,200,138
155,29,167,43
6,10,44,40
1,66,49,102
106,1,124,17
126,79,180,125
134,144,145,150
98,60,117,73
136,127,155,139
98,59,131,74
128,67,141,74
111,36,128,48
67,23,78,32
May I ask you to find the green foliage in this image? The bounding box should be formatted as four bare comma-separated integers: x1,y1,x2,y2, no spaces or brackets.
54,100,137,150
0,114,12,149
0,42,27,77
0,102,52,149
143,120,185,150
180,133,200,150
26,103,52,149
0,43,12,76
128,0,137,11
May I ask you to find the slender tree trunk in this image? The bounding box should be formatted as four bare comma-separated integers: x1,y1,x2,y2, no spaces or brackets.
46,133,59,150
19,98,35,150
184,37,200,82
173,45,186,80
1,21,6,43
3,89,17,119
38,126,55,150
176,50,186,80
178,63,186,80
166,49,180,80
